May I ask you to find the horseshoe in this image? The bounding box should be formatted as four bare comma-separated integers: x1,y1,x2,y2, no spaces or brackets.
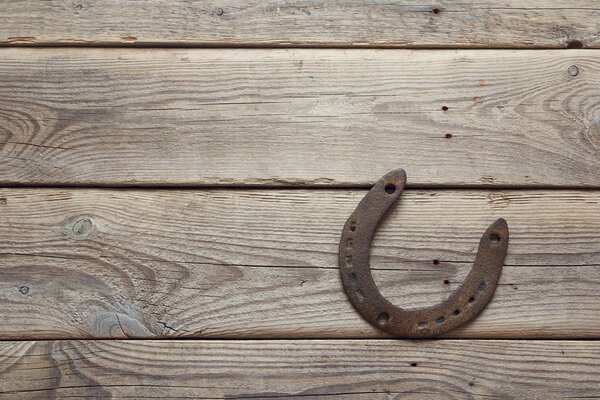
339,169,509,337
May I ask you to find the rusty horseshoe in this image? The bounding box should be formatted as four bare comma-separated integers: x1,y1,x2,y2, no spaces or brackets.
339,169,509,337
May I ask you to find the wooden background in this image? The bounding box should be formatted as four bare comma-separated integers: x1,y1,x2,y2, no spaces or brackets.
1,1,599,399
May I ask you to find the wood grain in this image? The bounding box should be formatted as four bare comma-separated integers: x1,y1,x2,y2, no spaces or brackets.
1,188,599,339
1,339,599,399
1,1,599,48
1,48,600,187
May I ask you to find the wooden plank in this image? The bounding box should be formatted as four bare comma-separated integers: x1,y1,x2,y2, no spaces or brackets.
1,188,599,339
1,339,599,399
1,49,600,187
1,1,599,48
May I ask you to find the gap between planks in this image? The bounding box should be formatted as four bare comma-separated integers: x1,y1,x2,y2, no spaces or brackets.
4,184,600,191
0,44,597,50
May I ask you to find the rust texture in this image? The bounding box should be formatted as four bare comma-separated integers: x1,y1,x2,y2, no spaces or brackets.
339,169,509,337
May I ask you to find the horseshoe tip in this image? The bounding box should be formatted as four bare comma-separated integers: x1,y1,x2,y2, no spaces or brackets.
493,217,508,227
487,218,509,240
491,218,509,232
386,168,407,184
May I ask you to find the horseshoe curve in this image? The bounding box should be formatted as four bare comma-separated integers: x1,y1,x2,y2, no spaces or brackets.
339,169,509,337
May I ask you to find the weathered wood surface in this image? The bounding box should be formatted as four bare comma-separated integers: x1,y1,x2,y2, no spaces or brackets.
1,1,599,48
1,340,599,399
1,48,600,187
1,188,598,339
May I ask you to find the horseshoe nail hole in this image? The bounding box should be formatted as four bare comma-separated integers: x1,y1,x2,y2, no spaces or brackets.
356,289,364,302
490,234,501,245
384,184,396,194
346,238,354,251
468,296,475,303
441,105,448,111
418,322,428,329
377,312,390,325
410,362,418,367
445,133,453,139
453,309,461,316
478,281,486,292
348,273,358,285
345,256,353,268
432,8,440,14
433,259,440,266
436,316,445,324
443,279,450,285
